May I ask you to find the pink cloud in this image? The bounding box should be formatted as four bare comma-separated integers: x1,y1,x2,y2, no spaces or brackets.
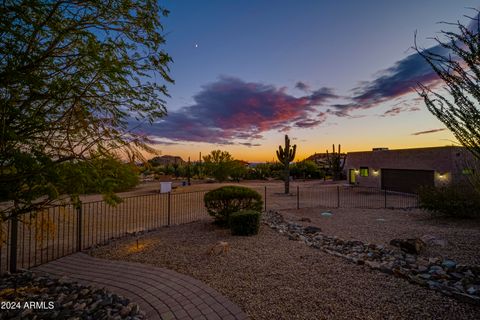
132,77,336,144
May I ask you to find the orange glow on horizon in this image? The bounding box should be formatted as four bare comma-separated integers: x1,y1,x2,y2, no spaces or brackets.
143,135,458,163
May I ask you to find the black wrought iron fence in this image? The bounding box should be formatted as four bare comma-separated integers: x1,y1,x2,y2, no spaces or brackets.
0,191,209,274
297,185,418,209
0,184,418,273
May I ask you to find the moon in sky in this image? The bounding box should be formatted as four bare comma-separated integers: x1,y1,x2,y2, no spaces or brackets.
195,44,198,48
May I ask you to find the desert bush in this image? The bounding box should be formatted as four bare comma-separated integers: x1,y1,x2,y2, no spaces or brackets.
229,210,261,236
418,185,480,218
204,186,263,225
57,157,139,198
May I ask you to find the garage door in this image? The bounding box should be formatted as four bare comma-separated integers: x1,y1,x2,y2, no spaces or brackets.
381,169,434,193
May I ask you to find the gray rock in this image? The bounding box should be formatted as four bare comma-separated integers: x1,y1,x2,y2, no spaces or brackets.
464,269,475,277
380,262,394,274
365,261,381,269
74,302,86,310
450,272,463,280
288,233,299,241
467,286,478,295
419,273,432,280
405,255,417,265
428,257,441,265
429,265,444,273
408,275,427,286
442,259,457,270
58,276,70,284
421,234,448,247
56,293,67,303
417,266,428,273
79,288,90,296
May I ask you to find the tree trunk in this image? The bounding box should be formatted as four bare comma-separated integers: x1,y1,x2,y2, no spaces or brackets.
284,168,290,194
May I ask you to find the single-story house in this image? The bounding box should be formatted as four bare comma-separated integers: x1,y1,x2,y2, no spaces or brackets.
345,146,476,193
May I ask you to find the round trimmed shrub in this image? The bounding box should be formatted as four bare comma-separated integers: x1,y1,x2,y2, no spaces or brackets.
229,210,261,236
204,186,263,225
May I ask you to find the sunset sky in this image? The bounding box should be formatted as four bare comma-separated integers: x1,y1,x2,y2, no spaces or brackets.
136,0,476,162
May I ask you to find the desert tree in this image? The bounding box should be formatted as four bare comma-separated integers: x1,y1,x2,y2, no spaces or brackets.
415,11,480,160
0,0,173,221
203,150,235,182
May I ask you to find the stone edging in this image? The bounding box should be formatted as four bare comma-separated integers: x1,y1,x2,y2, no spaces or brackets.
263,210,480,306
0,271,144,319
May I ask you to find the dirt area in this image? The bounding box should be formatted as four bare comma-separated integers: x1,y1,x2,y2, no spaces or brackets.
91,219,480,320
77,179,339,202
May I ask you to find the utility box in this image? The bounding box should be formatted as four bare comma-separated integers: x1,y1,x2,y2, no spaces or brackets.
160,182,172,193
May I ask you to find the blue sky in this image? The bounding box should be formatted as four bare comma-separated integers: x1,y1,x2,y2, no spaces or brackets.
140,0,476,161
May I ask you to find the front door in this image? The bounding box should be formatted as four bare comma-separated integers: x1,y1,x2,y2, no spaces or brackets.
349,169,356,184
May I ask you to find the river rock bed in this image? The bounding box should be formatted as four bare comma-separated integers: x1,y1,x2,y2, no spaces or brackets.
0,271,144,320
264,210,480,306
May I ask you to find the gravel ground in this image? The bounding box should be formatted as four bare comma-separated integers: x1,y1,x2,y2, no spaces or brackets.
281,208,480,265
91,217,479,320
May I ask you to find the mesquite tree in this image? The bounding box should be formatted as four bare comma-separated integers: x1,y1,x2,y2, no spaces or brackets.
203,150,235,182
326,144,346,180
415,13,480,160
276,135,296,194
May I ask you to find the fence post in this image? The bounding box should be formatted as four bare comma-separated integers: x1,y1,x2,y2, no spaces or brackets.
76,205,82,252
384,188,387,209
9,214,18,273
337,186,340,208
264,186,267,212
167,192,171,226
296,186,300,209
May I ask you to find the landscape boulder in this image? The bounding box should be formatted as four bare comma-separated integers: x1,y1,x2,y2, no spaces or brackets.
303,226,322,234
420,234,448,247
389,238,425,254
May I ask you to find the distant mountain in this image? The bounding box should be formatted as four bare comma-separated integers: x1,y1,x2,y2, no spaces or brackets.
305,152,346,166
149,155,185,166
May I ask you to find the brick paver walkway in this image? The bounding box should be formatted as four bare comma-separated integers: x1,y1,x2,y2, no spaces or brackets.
33,253,248,320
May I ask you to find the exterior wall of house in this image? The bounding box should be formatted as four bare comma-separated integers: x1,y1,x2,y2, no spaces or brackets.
345,146,475,190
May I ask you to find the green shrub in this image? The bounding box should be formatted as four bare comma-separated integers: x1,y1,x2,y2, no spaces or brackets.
204,186,263,225
418,185,480,218
229,210,261,236
58,157,139,194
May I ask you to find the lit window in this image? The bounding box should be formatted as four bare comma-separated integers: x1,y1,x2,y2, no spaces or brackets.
462,168,474,175
360,167,369,177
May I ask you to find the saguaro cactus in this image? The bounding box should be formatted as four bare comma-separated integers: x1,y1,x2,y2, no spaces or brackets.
276,135,296,194
326,144,346,180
